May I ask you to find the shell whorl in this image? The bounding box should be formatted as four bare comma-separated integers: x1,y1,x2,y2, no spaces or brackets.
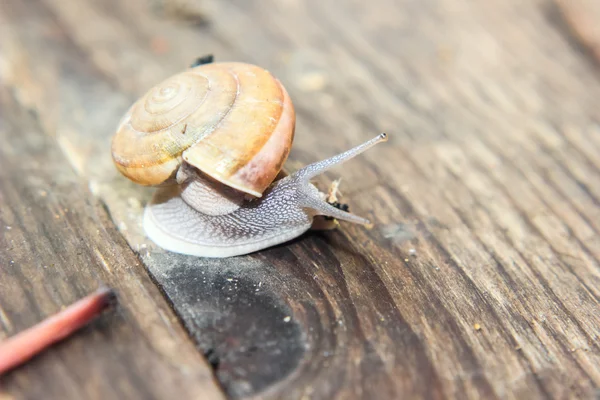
111,62,296,197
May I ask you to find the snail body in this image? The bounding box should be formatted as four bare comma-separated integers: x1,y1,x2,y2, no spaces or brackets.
111,60,386,257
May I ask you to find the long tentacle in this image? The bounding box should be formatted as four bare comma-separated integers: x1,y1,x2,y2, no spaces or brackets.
293,133,387,225
295,133,387,181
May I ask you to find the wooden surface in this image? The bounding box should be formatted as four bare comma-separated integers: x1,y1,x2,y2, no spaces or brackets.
556,0,600,64
1,0,600,399
0,89,224,398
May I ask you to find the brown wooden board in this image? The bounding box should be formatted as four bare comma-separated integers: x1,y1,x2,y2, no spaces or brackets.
0,87,224,398
1,0,600,398
555,0,600,65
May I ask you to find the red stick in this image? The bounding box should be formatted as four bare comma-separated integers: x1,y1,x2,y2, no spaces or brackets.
0,286,116,375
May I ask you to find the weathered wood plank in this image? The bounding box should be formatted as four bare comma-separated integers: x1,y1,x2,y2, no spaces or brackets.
1,0,600,398
556,0,600,65
0,87,224,397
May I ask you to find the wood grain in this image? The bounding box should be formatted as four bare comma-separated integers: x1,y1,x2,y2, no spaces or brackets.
555,0,600,65
1,0,600,398
0,85,224,397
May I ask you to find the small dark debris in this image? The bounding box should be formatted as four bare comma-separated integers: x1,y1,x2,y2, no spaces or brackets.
204,348,221,371
191,54,214,68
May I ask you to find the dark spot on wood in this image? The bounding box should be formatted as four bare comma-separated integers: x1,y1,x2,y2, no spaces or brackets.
190,54,214,68
149,257,304,398
203,348,221,371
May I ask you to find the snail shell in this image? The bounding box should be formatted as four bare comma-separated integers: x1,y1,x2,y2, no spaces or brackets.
111,62,296,197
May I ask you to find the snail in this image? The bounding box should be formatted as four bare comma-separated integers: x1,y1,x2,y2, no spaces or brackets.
111,58,387,258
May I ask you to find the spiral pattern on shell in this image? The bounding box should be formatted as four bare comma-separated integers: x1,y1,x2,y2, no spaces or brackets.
111,62,296,197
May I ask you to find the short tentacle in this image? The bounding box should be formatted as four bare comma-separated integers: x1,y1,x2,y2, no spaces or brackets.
301,192,372,225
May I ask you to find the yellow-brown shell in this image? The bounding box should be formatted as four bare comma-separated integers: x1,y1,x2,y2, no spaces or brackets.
111,62,296,197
